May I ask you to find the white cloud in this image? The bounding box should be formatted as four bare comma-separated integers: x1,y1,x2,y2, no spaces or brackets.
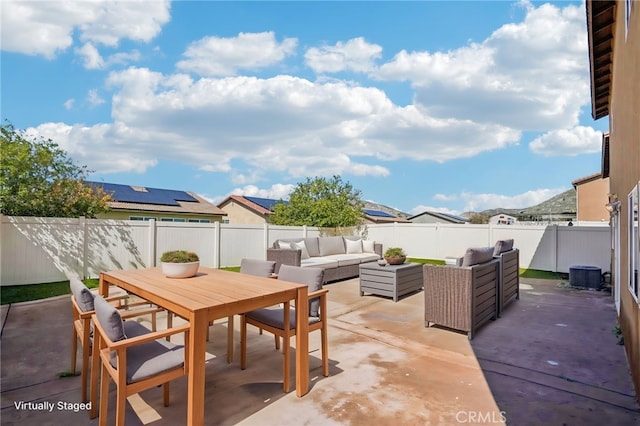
63,98,75,110
433,193,458,202
375,2,588,132
305,37,383,74
87,89,105,107
408,205,462,216
1,0,170,58
76,43,105,69
230,184,294,200
529,126,602,156
176,32,297,77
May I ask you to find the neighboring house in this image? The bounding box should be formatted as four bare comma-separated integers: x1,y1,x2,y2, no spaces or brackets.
217,195,286,224
489,213,518,225
587,0,639,402
362,209,411,224
88,182,226,223
408,211,467,224
572,171,611,221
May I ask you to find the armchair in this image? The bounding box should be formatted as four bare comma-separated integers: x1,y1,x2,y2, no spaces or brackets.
91,295,189,426
69,278,160,404
240,265,329,392
492,239,520,316
423,247,500,340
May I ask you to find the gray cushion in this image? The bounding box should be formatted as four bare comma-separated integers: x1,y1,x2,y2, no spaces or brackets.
318,236,345,256
493,239,514,256
461,247,495,267
304,237,320,257
246,307,321,330
277,265,324,317
240,259,276,277
94,295,127,342
70,278,94,312
114,336,184,384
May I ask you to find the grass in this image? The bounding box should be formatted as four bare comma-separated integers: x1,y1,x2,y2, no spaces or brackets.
1,263,563,305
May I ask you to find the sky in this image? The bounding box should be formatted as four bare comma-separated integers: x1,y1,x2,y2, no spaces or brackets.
1,0,608,216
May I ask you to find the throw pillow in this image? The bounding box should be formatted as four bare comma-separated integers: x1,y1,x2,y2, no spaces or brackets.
362,240,375,253
293,240,311,259
345,238,363,254
277,240,293,249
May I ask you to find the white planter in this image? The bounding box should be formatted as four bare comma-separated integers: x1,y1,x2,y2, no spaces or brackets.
161,261,200,278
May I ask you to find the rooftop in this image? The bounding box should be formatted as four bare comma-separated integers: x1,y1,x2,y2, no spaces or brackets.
1,276,638,424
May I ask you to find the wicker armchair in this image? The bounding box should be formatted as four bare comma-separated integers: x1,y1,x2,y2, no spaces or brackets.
495,247,520,316
424,249,500,340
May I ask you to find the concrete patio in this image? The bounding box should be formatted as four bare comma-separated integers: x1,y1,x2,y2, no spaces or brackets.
1,276,638,425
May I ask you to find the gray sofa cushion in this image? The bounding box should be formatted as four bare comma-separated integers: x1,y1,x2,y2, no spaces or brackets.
278,265,324,317
240,259,276,277
304,237,321,257
70,277,94,312
94,295,127,342
318,236,345,256
462,247,495,267
493,239,514,256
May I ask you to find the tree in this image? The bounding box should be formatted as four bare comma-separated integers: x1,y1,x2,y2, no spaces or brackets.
0,121,111,218
271,175,364,228
467,212,490,224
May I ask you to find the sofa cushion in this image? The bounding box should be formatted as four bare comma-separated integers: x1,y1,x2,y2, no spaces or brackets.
300,258,339,269
325,254,361,267
350,253,381,263
319,236,346,256
345,238,363,254
292,240,311,259
461,247,495,267
362,240,375,253
304,237,321,257
493,239,514,256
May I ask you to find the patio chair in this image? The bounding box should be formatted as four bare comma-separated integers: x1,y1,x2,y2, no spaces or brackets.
69,278,160,404
423,247,500,340
240,264,329,392
214,259,277,362
492,239,520,316
91,295,189,426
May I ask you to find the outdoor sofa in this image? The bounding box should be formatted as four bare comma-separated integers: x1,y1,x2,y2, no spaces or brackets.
423,246,500,339
267,236,382,284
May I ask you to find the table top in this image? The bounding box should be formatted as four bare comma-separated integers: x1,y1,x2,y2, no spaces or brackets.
101,267,305,320
359,261,422,272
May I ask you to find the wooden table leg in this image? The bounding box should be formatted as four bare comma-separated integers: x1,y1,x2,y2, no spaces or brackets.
187,311,208,425
295,286,309,397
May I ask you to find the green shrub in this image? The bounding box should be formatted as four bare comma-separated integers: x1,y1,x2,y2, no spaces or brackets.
384,247,406,257
160,250,199,263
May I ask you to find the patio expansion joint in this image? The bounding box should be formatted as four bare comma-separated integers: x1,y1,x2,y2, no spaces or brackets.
328,317,480,371
478,357,640,413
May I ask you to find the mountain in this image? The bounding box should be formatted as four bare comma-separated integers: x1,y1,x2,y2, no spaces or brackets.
362,201,410,218
475,188,576,220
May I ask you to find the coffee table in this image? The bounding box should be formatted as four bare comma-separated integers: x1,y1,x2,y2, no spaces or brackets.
359,262,423,302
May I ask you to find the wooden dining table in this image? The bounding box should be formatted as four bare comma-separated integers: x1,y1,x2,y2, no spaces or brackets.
98,266,310,425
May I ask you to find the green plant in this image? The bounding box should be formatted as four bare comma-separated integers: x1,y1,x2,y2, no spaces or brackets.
384,247,406,258
613,325,624,345
160,250,199,263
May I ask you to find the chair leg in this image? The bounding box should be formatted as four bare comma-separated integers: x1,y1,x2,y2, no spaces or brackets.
99,364,109,426
227,315,234,363
116,381,126,426
283,334,290,393
151,311,157,332
240,315,247,370
321,323,329,377
274,334,280,350
163,382,170,406
71,327,78,375
90,338,100,419
81,340,90,402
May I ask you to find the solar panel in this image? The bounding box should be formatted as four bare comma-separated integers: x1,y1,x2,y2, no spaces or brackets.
88,182,198,206
245,196,287,211
363,209,395,218
440,212,468,222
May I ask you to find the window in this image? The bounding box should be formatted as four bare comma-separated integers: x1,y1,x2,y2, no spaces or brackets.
188,219,211,223
160,218,186,222
129,216,155,221
629,183,639,302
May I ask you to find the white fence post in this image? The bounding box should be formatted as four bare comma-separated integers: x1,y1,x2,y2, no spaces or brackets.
80,216,88,279
213,221,220,268
148,219,156,267
264,223,269,260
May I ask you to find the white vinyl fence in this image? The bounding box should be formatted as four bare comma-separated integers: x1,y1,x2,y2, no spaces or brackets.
0,215,610,286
